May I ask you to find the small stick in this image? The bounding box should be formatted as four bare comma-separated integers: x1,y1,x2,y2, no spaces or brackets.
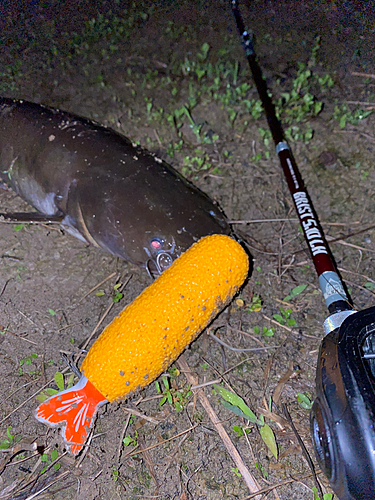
345,100,375,106
128,424,198,457
137,434,159,490
122,407,160,425
116,412,132,464
24,470,71,500
190,379,221,390
229,218,299,224
273,362,299,405
0,326,37,345
41,450,68,476
79,271,117,301
163,433,190,474
262,314,320,339
209,330,276,352
338,266,375,284
177,354,261,498
75,430,94,468
292,224,375,257
239,473,314,500
228,327,267,348
282,403,323,500
351,71,375,79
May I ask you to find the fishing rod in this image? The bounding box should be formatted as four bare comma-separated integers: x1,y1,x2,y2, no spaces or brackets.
231,2,375,499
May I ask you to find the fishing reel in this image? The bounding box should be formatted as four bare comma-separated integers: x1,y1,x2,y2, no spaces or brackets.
311,306,375,500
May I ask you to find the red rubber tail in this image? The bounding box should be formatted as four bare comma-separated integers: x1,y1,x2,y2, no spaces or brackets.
35,375,107,455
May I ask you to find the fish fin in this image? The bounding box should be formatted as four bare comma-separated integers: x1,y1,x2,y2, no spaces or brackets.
0,212,64,223
35,375,107,455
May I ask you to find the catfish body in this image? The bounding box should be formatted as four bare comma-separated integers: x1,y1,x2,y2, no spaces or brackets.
0,97,230,274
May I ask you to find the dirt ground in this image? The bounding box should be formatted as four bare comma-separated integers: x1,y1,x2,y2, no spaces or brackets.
0,1,375,498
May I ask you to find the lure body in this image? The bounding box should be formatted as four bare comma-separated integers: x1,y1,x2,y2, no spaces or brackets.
36,234,249,454
0,97,230,274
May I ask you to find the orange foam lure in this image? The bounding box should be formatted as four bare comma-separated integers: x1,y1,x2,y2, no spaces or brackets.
35,234,249,455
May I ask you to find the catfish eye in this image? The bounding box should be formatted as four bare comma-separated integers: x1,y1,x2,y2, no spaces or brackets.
150,238,163,251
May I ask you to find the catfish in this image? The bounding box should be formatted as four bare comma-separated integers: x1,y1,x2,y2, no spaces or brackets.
0,97,230,275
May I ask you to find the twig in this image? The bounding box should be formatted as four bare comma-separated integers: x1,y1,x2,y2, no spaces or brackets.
327,224,375,244
0,278,11,297
75,429,94,468
57,321,84,332
282,403,323,500
326,234,375,254
79,271,117,302
345,100,375,106
116,412,133,464
338,266,375,284
137,434,159,490
256,407,290,430
239,473,314,500
0,327,37,345
321,221,360,226
351,71,375,79
209,330,276,352
41,451,68,476
279,253,295,278
163,433,190,474
17,310,38,327
177,355,261,498
273,362,299,405
127,424,198,457
339,278,375,295
190,379,221,390
228,326,267,347
229,218,299,224
24,470,70,500
291,224,375,257
235,219,363,227
262,314,319,339
122,407,160,425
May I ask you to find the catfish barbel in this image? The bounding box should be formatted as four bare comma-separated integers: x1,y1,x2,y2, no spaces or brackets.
0,97,230,275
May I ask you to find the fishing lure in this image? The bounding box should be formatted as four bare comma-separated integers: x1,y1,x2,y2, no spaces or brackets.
35,234,249,454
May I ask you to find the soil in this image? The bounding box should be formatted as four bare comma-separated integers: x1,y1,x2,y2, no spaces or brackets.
0,1,375,498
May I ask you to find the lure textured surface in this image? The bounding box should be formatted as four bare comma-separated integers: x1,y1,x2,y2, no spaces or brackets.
0,97,230,274
35,234,249,455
